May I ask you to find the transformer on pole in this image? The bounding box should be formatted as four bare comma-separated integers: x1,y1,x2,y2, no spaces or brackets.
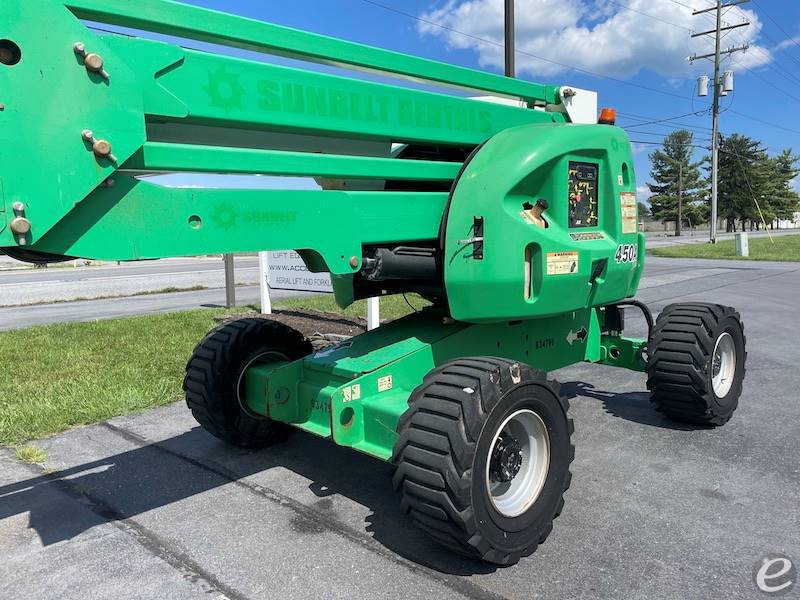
689,0,750,244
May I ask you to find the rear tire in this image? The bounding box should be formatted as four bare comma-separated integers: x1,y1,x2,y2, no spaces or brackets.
184,318,312,448
392,357,573,565
646,303,746,426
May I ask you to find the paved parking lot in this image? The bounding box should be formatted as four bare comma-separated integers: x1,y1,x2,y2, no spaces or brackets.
1,256,798,599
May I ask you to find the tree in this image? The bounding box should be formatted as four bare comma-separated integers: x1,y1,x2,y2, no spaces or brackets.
637,202,651,218
647,130,707,235
763,149,800,227
717,134,770,232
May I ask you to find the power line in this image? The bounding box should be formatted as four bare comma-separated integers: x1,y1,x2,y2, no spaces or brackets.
738,65,800,105
694,0,800,92
661,0,696,10
361,0,800,136
618,108,713,125
750,0,800,54
643,1,800,93
597,0,800,114
617,110,715,137
623,123,715,137
623,129,712,140
691,0,753,243
607,0,692,32
696,0,800,97
629,140,711,152
730,148,773,236
744,46,800,89
726,107,800,136
618,109,711,127
358,0,700,102
621,121,715,138
742,36,800,84
652,2,800,101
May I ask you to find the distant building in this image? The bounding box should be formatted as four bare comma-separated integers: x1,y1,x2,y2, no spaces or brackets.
776,212,800,229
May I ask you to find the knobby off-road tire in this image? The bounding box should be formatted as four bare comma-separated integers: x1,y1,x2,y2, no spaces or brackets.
646,303,746,426
184,318,313,448
392,357,573,565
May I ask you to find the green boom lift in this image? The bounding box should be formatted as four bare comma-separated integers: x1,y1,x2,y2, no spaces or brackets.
0,0,747,565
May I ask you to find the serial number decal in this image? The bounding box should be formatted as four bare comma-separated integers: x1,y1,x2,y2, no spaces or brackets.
615,244,638,264
569,232,605,242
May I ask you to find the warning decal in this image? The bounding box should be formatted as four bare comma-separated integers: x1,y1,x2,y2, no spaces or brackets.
620,192,638,234
377,375,393,393
546,251,579,275
342,384,361,403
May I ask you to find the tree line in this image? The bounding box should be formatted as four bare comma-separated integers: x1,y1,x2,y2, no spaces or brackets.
646,130,799,234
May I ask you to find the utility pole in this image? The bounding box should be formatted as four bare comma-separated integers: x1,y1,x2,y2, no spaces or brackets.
690,0,749,244
504,0,515,77
676,162,683,237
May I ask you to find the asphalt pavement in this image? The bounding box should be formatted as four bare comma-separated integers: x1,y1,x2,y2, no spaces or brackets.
2,256,798,599
0,286,292,330
0,256,261,306
642,227,798,248
1,229,797,330
0,257,277,330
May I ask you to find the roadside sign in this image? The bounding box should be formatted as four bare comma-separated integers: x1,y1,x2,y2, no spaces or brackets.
265,251,332,292
258,251,380,329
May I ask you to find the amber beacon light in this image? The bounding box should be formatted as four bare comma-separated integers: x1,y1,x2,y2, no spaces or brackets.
598,107,617,125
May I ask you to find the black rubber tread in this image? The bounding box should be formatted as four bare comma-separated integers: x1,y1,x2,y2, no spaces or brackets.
646,302,746,426
392,357,573,565
183,317,312,448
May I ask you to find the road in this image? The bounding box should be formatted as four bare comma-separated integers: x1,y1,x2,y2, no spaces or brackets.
0,256,261,306
0,286,304,330
1,229,797,329
644,227,798,248
0,257,287,330
1,256,798,599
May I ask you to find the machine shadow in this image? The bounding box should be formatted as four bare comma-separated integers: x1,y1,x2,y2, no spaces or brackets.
0,426,495,576
561,381,708,430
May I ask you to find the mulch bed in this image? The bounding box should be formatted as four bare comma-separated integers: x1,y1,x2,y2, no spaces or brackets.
261,308,367,337
215,308,367,350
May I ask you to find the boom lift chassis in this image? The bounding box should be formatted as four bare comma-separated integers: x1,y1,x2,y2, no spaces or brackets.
0,0,747,564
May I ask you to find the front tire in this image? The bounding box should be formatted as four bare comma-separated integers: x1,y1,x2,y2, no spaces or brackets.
183,318,312,448
646,303,746,426
392,358,573,565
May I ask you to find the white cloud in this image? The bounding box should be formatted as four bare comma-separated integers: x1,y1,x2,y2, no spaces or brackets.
418,0,772,79
636,184,653,205
776,36,800,51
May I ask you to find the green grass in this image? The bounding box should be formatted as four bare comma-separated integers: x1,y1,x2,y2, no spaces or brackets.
0,293,427,446
649,234,800,262
274,293,429,320
15,445,47,464
0,307,253,446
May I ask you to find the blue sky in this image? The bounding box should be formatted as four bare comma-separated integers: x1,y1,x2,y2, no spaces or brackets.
149,0,800,201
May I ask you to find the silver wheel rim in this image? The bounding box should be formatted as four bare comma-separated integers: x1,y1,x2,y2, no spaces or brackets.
485,409,550,518
711,332,736,398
